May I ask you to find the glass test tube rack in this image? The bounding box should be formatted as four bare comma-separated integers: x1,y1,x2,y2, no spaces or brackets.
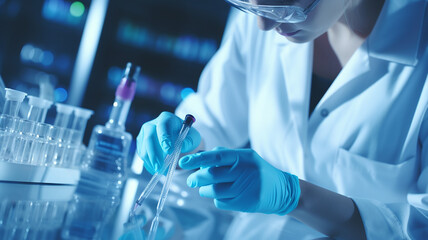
0,88,93,185
0,182,76,240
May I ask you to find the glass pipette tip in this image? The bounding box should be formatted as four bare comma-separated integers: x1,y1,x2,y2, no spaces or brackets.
131,114,195,218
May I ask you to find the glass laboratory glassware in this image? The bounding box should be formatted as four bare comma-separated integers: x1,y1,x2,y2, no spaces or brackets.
70,106,93,143
59,128,74,168
26,96,52,123
12,118,36,164
0,89,27,161
44,125,64,167
62,62,140,240
61,193,119,240
63,132,87,168
0,115,16,161
0,200,68,240
2,88,27,117
13,96,53,164
66,107,94,168
53,103,74,128
51,103,74,167
30,123,53,166
59,106,94,168
0,75,5,114
81,62,139,196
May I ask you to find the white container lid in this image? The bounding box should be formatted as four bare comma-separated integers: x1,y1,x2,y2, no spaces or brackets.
55,103,74,114
28,95,48,108
5,88,27,102
73,106,94,119
41,99,53,109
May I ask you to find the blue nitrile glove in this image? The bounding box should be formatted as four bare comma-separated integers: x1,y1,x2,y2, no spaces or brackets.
136,111,201,175
179,147,301,215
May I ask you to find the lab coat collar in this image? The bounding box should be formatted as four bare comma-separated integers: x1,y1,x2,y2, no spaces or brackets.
367,0,426,66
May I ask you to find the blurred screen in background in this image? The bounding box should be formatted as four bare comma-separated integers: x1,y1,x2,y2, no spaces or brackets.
0,0,230,160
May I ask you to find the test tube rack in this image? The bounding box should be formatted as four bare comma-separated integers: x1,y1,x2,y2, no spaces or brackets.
0,88,93,185
0,161,81,185
0,181,76,239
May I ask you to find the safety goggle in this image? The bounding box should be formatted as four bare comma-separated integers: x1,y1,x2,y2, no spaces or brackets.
224,0,321,23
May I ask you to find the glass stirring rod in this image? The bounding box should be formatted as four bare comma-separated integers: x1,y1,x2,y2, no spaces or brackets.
131,114,196,216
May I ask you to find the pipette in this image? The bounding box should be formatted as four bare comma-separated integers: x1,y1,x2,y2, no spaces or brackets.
131,114,195,237
147,114,195,240
132,114,195,211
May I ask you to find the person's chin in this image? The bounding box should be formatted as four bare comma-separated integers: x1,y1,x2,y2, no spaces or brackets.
276,29,308,43
284,34,310,44
284,35,308,43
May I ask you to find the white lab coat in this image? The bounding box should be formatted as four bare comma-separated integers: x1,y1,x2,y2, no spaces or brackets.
176,0,428,239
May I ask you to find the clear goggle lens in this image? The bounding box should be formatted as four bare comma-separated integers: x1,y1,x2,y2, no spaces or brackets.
225,0,315,23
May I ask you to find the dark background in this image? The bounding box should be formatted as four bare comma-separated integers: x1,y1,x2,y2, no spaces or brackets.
0,0,230,158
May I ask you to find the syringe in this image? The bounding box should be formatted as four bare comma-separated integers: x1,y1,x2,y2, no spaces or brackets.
131,115,195,223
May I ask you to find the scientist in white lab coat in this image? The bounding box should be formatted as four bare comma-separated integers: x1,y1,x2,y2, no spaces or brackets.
137,0,428,239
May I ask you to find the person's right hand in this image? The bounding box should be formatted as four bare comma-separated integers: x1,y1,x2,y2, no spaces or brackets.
136,112,201,175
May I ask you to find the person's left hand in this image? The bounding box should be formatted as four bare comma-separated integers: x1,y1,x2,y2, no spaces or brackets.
179,147,301,215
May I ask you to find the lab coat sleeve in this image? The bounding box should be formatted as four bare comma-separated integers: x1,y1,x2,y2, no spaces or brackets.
175,11,250,150
354,103,428,239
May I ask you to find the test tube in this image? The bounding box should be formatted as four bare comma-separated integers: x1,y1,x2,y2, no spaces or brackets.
13,96,52,163
40,99,53,123
70,144,87,168
54,103,74,128
0,115,16,161
51,103,74,166
2,88,30,161
3,88,27,117
59,128,74,167
0,89,26,161
70,106,93,144
0,75,5,114
26,96,53,122
44,126,63,167
58,107,92,168
13,118,37,163
30,123,53,165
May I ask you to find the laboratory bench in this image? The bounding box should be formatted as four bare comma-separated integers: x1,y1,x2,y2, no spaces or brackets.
0,162,233,240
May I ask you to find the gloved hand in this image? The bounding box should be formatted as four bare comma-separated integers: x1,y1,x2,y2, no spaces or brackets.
136,112,201,175
179,147,300,215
